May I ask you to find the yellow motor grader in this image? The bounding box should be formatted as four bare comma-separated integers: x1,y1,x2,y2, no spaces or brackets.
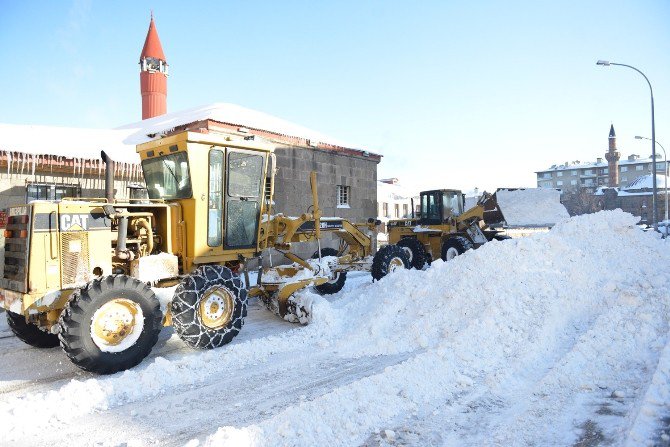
0,131,408,374
386,189,509,269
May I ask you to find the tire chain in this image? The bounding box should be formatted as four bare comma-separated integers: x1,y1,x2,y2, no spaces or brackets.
171,265,248,349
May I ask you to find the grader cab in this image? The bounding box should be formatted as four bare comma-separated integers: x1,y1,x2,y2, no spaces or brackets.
386,188,508,269
0,131,402,374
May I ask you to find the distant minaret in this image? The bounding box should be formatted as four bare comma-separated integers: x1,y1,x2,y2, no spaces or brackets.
139,14,168,120
605,124,620,187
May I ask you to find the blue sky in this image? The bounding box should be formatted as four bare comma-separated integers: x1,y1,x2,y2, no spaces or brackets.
1,0,669,192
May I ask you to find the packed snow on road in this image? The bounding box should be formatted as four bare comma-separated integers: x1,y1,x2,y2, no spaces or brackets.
0,210,668,447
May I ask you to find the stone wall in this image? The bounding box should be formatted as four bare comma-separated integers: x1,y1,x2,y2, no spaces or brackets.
272,144,379,259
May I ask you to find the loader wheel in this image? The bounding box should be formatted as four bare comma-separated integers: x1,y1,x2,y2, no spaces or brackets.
171,265,247,349
371,244,410,281
6,311,59,348
441,236,474,261
396,238,428,270
311,247,347,295
58,275,163,374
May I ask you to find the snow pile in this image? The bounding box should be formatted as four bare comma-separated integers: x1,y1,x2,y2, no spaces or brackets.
1,211,668,446
495,188,569,227
204,210,669,446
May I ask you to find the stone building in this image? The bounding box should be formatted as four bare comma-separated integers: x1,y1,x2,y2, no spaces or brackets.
535,125,668,191
597,174,669,224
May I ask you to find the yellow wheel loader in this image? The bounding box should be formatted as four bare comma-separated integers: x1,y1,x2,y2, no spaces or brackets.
0,131,407,374
386,189,509,269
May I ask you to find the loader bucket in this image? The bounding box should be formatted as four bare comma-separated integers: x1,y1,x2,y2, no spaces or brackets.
482,188,569,228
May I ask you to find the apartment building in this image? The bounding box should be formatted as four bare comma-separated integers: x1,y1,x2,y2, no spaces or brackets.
536,125,668,190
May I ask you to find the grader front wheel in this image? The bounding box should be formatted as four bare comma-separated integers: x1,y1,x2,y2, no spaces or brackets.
58,275,163,374
171,265,247,349
311,247,347,295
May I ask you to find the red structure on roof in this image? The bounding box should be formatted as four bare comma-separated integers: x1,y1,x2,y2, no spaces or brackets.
139,15,168,120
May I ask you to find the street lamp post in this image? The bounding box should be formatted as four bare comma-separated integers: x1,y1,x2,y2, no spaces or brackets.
636,136,668,237
597,60,658,230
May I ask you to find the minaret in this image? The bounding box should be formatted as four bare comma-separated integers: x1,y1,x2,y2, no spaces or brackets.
139,14,168,120
605,124,620,187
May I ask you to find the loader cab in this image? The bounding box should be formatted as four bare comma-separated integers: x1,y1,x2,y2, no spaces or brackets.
419,189,464,225
138,132,274,265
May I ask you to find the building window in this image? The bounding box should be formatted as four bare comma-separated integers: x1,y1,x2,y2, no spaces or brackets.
557,181,563,186
572,170,578,176
393,204,399,218
621,166,628,172
26,183,81,202
557,171,563,177
571,180,577,186
584,169,593,175
336,185,350,208
636,165,644,171
656,162,667,172
403,203,409,217
382,202,388,217
603,168,609,174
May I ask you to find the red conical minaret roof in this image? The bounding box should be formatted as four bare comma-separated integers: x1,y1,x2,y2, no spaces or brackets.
140,15,166,61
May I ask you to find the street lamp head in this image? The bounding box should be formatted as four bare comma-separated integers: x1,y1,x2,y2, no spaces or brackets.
596,60,611,66
635,136,644,140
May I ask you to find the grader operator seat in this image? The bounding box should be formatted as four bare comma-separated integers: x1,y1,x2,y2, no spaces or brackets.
418,189,465,225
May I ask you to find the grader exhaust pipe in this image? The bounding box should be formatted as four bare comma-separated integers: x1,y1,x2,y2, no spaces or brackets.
100,150,115,203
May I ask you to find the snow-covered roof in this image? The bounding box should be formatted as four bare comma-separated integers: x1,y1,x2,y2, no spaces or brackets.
622,174,669,191
536,155,663,173
118,102,371,153
0,123,143,165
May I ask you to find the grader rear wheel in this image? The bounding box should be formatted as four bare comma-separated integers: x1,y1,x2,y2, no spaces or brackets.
58,275,163,374
6,311,60,348
171,265,247,349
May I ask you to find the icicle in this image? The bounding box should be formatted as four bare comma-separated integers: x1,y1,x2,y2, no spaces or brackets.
31,154,36,177
19,153,25,175
7,152,12,178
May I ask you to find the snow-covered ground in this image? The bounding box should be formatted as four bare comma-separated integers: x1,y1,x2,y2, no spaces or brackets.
1,210,669,447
